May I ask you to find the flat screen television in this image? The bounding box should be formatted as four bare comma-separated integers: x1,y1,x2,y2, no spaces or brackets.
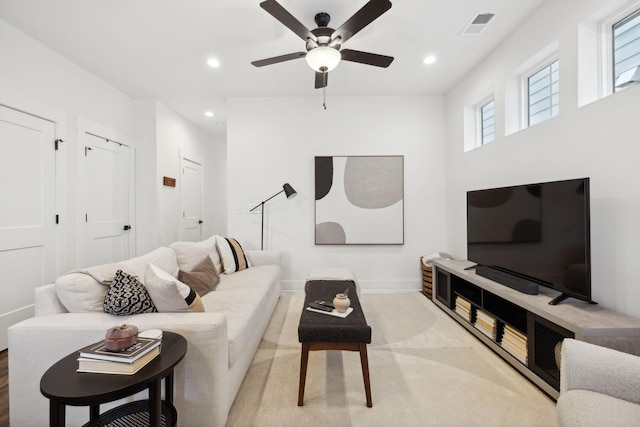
467,178,593,305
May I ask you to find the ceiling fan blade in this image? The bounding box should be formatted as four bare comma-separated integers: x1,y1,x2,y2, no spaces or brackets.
340,49,394,67
251,52,306,67
260,0,316,43
332,0,392,44
315,71,328,89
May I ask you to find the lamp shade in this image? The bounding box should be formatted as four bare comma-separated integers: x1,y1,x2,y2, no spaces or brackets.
305,46,341,72
283,183,297,199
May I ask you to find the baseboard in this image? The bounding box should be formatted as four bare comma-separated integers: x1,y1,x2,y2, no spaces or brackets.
282,279,421,292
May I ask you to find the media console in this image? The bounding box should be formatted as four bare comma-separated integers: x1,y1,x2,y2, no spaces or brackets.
432,259,640,399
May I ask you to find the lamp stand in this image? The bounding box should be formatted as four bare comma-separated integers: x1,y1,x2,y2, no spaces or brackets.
260,201,265,250
250,189,285,251
249,183,297,251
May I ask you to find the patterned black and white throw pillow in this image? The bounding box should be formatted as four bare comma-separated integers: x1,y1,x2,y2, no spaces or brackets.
104,269,158,315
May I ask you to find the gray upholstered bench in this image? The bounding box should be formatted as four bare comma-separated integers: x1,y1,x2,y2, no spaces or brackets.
297,279,372,407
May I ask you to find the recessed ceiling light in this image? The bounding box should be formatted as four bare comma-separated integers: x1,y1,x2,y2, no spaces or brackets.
205,111,214,117
423,55,437,65
207,58,220,68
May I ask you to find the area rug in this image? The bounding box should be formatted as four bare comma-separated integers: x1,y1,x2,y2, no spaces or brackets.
227,291,557,426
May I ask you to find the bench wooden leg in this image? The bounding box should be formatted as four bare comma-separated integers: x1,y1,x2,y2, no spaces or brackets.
359,344,372,407
298,343,309,406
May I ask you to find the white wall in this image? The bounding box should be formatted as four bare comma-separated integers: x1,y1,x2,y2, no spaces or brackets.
227,96,447,290
0,20,225,271
133,99,160,254
444,0,640,316
155,102,227,245
0,20,136,272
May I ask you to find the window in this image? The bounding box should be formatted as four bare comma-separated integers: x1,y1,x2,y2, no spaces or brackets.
480,99,495,144
464,89,494,151
613,8,640,91
527,60,559,127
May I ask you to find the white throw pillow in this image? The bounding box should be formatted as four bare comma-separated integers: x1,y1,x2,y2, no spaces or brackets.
170,236,223,274
144,263,204,312
215,236,251,274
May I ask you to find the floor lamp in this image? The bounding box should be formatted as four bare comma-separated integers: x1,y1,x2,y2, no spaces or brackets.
249,183,297,250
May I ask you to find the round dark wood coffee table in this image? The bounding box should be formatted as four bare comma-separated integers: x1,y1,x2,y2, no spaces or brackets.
40,331,187,427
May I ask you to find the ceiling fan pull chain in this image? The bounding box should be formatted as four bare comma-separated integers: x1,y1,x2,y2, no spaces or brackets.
323,86,327,110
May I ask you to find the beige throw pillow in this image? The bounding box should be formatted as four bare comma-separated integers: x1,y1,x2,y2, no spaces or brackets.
177,255,220,297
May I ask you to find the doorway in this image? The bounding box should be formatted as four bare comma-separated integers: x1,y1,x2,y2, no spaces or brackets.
181,157,203,241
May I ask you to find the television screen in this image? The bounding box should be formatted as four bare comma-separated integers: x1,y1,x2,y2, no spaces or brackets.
467,178,592,304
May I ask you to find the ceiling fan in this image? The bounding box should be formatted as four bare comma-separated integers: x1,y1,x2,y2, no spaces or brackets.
251,0,394,89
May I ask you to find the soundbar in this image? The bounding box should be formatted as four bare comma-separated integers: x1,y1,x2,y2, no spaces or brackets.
475,265,539,295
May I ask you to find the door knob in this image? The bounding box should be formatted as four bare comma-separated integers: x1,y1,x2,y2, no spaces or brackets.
123,225,132,231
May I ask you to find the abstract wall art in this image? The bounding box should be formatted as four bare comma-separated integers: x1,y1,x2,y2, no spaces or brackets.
315,155,404,245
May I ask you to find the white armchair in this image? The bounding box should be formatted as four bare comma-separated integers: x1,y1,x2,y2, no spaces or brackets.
557,338,640,426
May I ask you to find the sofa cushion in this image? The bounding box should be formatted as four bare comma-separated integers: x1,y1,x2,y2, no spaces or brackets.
215,236,250,274
104,270,158,315
55,247,178,313
177,255,219,297
216,265,280,292
144,264,205,312
202,265,280,367
55,272,107,312
202,288,267,367
118,247,179,281
170,236,223,274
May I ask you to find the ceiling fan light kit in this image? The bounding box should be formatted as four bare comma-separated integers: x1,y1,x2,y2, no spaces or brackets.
306,46,341,72
252,0,394,90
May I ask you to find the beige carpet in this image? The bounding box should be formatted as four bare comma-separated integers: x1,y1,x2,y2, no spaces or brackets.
227,291,557,427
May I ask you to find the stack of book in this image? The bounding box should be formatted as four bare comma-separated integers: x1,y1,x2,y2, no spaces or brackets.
454,296,473,322
475,309,497,339
77,336,162,375
501,324,528,364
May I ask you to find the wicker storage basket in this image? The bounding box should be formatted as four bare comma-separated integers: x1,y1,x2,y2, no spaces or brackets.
420,257,433,299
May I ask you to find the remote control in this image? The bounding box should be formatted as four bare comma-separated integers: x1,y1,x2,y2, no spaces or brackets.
316,300,334,309
308,301,333,312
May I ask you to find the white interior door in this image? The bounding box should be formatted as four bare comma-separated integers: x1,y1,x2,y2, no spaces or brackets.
0,105,57,350
80,132,132,267
182,158,202,241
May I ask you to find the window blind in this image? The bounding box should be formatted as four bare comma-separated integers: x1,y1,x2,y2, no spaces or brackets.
613,9,640,91
481,100,495,144
528,60,559,126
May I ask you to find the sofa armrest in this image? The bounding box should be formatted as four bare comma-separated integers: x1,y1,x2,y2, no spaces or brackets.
34,283,68,315
246,250,281,267
560,338,640,404
9,311,229,427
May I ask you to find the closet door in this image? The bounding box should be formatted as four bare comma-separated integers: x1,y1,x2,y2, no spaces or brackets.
80,132,132,267
181,158,203,241
0,105,57,350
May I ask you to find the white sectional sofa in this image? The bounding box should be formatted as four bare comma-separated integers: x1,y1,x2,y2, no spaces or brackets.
557,339,640,426
8,236,282,426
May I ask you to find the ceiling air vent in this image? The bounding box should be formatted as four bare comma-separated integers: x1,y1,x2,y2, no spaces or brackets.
461,12,496,36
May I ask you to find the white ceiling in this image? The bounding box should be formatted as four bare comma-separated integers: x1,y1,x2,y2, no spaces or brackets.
0,0,547,138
